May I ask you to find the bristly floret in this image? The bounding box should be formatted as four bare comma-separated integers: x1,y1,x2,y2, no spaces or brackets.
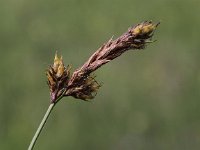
128,21,160,49
65,74,101,100
46,53,71,103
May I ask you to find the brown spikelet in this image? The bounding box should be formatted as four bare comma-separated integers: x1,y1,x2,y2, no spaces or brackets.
66,75,101,100
47,53,71,103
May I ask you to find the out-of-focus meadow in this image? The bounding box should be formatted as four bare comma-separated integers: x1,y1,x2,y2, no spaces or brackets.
1,0,200,149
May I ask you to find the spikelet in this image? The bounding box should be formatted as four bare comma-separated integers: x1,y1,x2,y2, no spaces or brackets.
47,53,71,103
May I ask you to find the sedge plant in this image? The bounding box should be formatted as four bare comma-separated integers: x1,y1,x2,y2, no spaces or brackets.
28,21,159,150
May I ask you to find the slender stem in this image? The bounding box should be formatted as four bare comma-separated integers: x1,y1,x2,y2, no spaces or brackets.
28,90,66,150
28,103,55,150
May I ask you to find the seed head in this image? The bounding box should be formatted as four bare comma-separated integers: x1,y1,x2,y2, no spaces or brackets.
131,21,158,37
47,53,70,103
66,75,101,100
46,21,159,102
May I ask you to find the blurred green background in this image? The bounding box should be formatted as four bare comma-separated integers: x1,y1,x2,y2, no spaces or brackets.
1,0,200,149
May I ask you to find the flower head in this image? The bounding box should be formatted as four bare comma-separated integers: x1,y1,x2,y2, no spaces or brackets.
47,53,70,103
65,75,101,100
128,21,160,49
131,21,159,37
46,21,159,102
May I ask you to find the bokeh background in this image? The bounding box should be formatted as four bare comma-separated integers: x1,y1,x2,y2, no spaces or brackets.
1,0,200,149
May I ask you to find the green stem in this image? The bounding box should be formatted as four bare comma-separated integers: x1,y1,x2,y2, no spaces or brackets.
28,103,55,150
28,90,66,150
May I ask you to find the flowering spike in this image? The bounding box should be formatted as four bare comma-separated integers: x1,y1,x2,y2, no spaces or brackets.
46,21,159,102
47,53,70,103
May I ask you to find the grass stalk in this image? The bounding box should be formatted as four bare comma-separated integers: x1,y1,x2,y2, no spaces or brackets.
28,103,55,150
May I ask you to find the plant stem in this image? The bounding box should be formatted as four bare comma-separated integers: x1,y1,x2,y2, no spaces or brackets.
28,103,55,150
